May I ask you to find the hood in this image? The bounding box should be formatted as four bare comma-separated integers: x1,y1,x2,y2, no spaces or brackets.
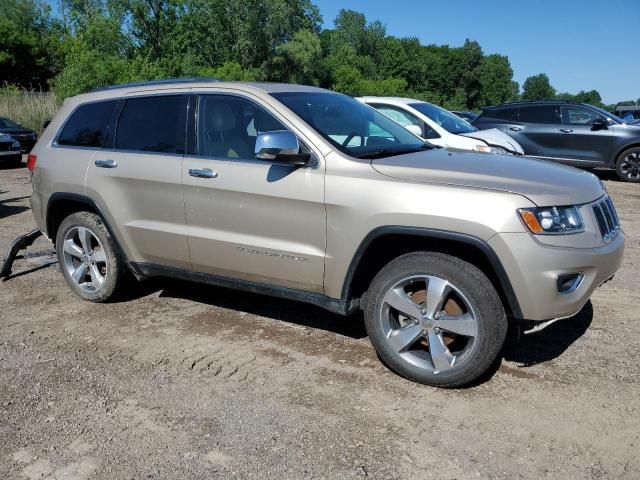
460,128,524,154
371,149,604,206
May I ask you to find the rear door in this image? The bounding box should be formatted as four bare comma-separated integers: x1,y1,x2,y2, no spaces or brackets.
85,94,191,269
557,105,613,166
181,93,326,292
507,105,565,159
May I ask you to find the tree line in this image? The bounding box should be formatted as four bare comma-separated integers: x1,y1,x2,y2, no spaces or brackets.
1,0,636,111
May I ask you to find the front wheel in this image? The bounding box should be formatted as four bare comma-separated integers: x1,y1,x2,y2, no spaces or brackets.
616,147,640,182
364,252,507,387
55,211,126,302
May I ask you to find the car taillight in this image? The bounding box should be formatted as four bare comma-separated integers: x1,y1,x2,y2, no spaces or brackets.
27,154,37,171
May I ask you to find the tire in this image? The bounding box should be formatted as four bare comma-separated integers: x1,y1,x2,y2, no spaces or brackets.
364,252,507,388
55,211,126,302
615,147,640,182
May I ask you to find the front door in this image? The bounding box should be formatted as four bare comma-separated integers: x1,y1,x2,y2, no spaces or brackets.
557,105,613,166
182,93,326,293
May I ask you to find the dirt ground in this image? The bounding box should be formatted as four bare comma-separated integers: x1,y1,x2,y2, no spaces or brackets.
0,160,638,480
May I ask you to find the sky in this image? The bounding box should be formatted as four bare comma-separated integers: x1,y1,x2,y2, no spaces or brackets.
314,0,639,104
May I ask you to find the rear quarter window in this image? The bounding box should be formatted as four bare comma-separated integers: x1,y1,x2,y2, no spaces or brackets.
57,100,118,148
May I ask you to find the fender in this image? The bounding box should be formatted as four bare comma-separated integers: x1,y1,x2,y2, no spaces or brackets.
45,192,130,263
340,226,524,320
613,139,640,166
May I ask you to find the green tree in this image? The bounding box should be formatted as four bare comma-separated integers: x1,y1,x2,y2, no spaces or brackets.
270,30,323,85
0,0,64,88
479,54,518,106
522,73,556,100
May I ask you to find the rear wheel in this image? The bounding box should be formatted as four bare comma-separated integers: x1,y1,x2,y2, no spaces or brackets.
364,252,507,387
616,147,640,182
55,211,125,302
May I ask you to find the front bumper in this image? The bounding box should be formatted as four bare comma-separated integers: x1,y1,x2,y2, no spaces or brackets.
489,231,625,321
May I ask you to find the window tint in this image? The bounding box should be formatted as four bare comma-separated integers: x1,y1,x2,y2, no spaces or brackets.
57,100,118,147
561,106,600,125
489,107,519,121
518,105,558,124
115,95,187,153
197,95,287,159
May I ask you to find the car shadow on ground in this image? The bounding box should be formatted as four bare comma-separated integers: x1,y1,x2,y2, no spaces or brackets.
502,301,593,367
0,193,30,220
136,277,369,339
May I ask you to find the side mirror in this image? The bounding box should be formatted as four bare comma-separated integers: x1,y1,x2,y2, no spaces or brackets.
592,119,607,131
255,130,310,166
405,124,423,138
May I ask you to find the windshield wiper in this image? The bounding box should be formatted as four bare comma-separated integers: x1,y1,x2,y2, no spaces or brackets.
355,143,433,159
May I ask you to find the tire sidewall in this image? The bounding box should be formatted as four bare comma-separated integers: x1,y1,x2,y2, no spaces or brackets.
364,252,507,387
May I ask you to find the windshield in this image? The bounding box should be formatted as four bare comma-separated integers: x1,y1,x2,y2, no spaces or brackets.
409,103,477,134
271,92,427,158
0,117,20,128
590,106,625,125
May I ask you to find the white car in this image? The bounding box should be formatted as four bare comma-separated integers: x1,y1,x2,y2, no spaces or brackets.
357,97,524,155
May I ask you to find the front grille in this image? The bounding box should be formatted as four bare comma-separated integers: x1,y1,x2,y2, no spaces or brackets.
0,142,13,152
593,196,620,242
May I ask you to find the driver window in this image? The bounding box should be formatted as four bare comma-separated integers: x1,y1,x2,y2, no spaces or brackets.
561,106,599,126
197,95,286,159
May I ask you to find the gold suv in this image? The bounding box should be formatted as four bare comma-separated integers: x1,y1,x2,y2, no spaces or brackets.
28,79,625,387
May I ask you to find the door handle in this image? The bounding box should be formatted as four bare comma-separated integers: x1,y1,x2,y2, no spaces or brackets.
509,126,522,132
560,128,574,133
95,159,117,168
189,168,218,179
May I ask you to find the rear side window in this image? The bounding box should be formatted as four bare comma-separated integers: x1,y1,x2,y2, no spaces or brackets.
115,95,187,153
518,105,558,124
57,100,118,147
486,107,519,121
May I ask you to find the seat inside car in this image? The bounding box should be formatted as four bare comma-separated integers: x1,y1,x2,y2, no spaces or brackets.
199,100,253,159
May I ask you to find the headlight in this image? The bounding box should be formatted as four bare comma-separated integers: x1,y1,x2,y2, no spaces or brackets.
11,140,20,150
518,206,584,234
475,144,508,155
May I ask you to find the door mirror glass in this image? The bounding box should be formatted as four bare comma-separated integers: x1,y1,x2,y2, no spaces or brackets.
255,130,310,166
592,119,607,131
405,124,423,138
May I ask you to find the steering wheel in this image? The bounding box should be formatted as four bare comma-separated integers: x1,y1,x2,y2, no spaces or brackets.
342,132,361,147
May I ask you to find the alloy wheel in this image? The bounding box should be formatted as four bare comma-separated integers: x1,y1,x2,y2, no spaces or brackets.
379,275,478,373
620,150,640,180
62,226,107,293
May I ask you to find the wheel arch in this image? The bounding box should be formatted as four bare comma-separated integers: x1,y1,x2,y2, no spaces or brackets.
45,193,126,263
613,141,640,166
341,226,523,320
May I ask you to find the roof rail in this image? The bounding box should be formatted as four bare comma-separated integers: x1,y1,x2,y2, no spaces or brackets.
482,99,588,109
90,77,221,93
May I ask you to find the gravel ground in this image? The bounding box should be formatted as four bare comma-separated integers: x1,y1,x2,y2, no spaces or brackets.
1,160,639,479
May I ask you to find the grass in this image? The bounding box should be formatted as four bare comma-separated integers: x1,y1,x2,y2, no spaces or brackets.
0,89,60,135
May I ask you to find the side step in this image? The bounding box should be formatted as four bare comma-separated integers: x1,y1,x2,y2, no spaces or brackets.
0,229,43,279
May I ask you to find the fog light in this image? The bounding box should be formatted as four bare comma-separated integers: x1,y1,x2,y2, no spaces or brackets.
557,273,583,295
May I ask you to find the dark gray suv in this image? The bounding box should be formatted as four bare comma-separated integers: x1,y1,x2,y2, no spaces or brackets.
473,101,640,182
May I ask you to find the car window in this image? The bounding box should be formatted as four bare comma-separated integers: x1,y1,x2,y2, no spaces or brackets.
408,102,477,134
488,107,519,121
0,117,21,128
197,95,287,160
57,100,118,148
115,95,187,153
561,106,601,126
371,105,421,128
518,105,558,124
